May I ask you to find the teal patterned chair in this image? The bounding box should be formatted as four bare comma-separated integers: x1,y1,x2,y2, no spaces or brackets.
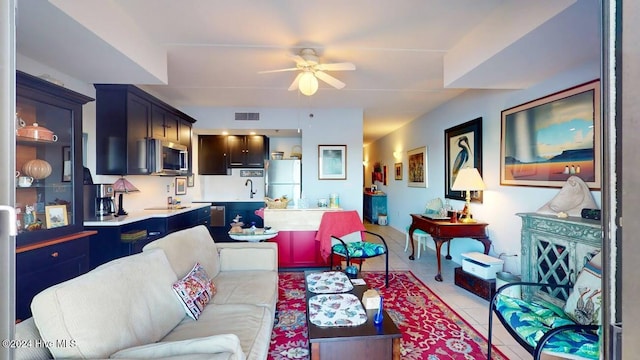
330,230,389,287
487,251,602,359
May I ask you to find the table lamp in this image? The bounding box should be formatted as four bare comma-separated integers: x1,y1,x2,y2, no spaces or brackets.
451,167,485,223
113,176,139,216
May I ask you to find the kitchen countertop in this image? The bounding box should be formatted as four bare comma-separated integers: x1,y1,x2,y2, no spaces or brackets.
84,203,210,227
263,207,343,231
194,199,266,203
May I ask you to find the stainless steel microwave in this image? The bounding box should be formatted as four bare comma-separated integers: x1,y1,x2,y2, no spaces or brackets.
148,138,188,175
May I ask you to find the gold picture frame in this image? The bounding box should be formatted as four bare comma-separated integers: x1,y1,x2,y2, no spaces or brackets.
500,80,601,189
45,204,68,228
407,147,427,187
395,162,403,180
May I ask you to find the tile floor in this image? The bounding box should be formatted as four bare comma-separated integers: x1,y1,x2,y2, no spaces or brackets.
359,222,532,360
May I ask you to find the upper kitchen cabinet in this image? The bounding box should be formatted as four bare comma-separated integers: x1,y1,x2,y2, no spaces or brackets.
94,84,197,175
227,135,268,168
15,71,94,246
151,104,180,143
198,135,229,175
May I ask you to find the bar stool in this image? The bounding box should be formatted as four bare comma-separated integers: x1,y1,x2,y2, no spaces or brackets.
404,226,429,259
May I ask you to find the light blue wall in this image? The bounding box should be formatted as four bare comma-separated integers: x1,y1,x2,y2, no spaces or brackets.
365,61,602,274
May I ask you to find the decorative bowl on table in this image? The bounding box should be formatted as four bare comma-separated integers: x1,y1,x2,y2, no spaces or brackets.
265,197,289,209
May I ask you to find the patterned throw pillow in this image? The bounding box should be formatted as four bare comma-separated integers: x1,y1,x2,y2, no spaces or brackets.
563,251,602,325
172,263,216,320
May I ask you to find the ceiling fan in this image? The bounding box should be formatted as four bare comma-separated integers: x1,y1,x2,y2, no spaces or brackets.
259,48,355,95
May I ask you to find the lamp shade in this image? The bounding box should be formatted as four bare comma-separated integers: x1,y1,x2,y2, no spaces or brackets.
451,167,485,191
112,177,139,193
299,71,318,96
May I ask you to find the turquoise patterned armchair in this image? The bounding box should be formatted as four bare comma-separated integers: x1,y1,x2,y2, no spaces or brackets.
487,251,602,359
330,230,389,288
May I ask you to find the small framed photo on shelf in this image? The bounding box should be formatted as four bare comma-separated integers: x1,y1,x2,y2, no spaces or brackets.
45,205,68,228
62,146,72,182
175,177,187,195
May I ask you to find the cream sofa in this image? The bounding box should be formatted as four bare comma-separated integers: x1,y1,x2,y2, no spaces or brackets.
14,225,279,360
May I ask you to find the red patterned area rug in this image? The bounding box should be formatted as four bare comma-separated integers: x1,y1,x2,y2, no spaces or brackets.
268,271,509,360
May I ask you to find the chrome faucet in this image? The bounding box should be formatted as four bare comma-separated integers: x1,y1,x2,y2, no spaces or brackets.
245,179,256,198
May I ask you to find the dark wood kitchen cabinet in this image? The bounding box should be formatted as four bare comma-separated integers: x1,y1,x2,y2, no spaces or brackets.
16,231,95,321
151,104,180,142
14,71,95,322
227,135,268,168
94,84,197,175
15,71,94,247
198,135,230,175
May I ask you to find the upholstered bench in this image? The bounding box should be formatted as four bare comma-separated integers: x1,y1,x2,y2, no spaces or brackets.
488,251,602,360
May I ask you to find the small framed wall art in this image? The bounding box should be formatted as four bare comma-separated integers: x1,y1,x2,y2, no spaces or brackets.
407,147,427,187
394,162,403,180
175,177,187,195
318,145,347,180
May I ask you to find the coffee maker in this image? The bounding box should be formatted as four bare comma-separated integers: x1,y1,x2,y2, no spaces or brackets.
83,184,116,220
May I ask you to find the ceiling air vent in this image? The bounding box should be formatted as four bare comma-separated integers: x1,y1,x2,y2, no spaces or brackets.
235,112,260,121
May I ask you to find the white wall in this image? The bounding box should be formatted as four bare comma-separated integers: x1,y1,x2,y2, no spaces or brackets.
365,61,602,274
180,106,365,214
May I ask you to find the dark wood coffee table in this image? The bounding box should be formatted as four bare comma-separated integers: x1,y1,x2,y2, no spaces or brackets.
304,271,401,360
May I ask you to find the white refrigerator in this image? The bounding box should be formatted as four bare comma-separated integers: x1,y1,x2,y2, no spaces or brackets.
265,160,301,206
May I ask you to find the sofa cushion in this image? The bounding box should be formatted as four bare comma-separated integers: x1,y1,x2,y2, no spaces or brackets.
564,251,602,325
212,271,278,311
173,263,217,320
110,334,245,360
495,294,600,359
161,304,274,360
144,225,221,279
14,318,52,360
31,249,185,359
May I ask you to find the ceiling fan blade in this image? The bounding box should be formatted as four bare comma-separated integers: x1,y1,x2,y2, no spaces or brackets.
289,54,308,67
314,71,345,89
258,67,299,74
288,72,303,91
316,62,356,71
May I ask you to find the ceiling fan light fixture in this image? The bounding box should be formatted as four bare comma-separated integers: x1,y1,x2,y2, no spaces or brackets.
299,71,318,96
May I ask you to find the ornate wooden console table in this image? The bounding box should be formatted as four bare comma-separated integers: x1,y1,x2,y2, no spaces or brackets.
518,212,602,304
408,214,491,281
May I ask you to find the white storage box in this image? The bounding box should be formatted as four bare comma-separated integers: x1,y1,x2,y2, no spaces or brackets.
461,252,504,280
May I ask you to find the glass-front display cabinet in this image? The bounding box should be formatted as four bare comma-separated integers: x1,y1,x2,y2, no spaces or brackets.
15,71,93,246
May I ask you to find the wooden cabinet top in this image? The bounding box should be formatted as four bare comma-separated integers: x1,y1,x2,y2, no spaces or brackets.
94,84,197,123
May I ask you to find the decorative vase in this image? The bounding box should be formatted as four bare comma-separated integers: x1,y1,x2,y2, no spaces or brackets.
22,159,52,180
374,295,384,325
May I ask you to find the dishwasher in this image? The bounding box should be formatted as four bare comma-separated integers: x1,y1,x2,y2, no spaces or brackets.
210,205,225,227
208,205,233,242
